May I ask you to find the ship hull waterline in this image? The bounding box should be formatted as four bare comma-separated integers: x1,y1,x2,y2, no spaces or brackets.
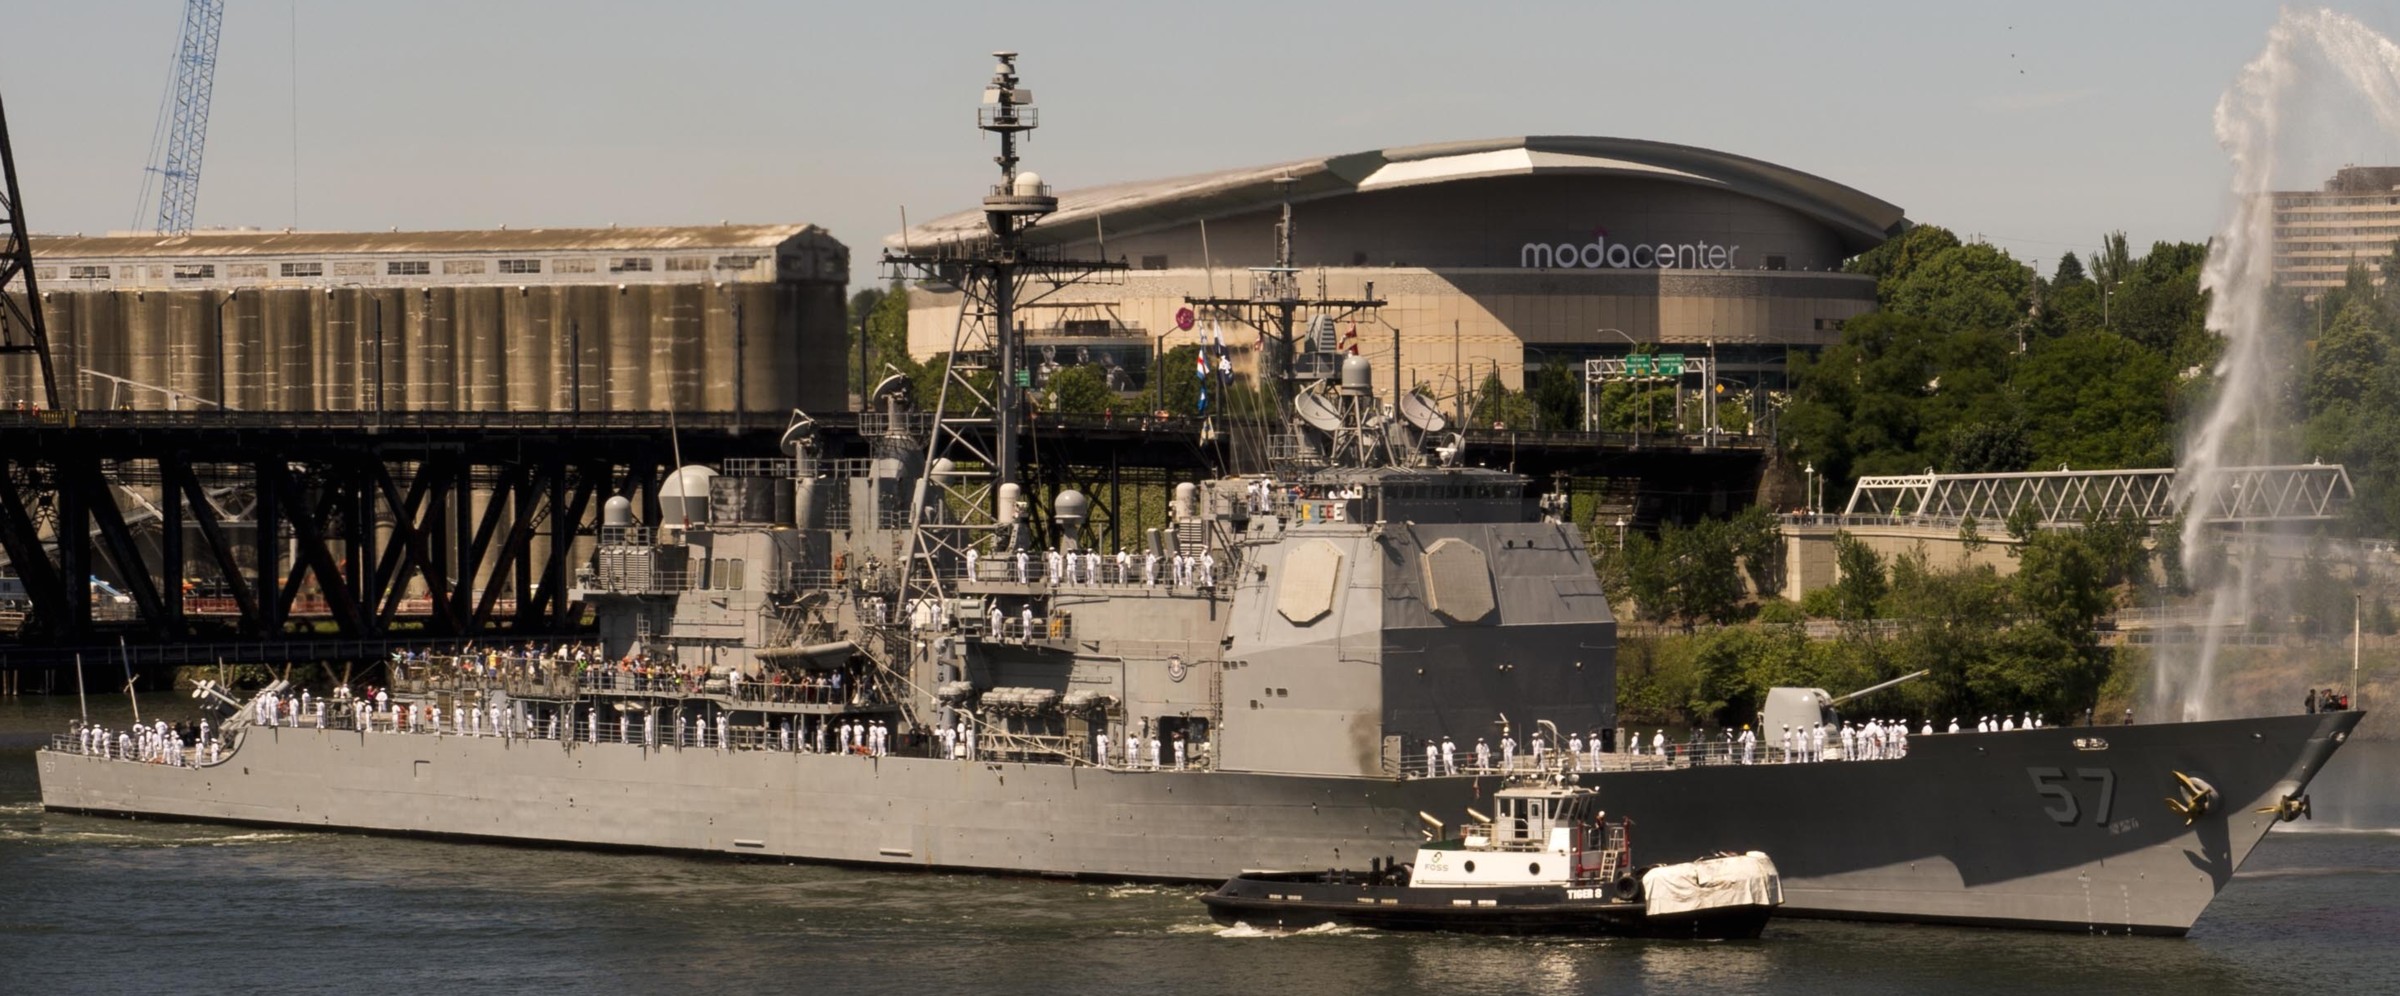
35,711,2357,936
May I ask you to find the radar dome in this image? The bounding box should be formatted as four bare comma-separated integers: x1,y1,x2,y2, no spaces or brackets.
1014,171,1044,196
1054,489,1090,525
660,465,717,526
1340,355,1373,396
603,495,635,527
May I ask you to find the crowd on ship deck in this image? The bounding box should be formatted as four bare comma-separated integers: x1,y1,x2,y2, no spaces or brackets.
379,643,881,707
1397,712,2082,777
65,718,218,766
960,545,1218,590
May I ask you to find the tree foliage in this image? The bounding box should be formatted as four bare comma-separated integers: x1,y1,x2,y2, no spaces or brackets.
1790,225,2198,507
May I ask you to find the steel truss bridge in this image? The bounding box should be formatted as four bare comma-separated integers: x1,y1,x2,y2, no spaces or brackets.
1841,464,2354,527
0,410,1764,670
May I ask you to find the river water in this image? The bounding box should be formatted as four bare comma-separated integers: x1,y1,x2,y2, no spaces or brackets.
0,695,2392,996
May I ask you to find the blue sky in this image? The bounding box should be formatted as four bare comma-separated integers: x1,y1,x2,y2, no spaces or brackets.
6,1,2392,280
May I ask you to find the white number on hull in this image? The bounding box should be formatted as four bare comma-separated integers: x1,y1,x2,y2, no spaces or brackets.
2027,766,2116,826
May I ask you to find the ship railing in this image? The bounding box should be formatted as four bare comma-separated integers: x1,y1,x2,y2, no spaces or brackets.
577,670,708,697
960,559,1163,589
578,569,705,595
730,680,860,706
48,731,217,768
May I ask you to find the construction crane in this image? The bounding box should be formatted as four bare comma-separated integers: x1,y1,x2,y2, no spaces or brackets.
138,0,226,235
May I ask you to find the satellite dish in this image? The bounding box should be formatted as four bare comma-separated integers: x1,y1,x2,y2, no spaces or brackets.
1292,392,1343,433
779,411,818,456
871,374,911,403
1398,391,1447,434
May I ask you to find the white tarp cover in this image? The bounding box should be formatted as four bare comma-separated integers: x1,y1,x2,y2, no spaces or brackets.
1643,852,1782,916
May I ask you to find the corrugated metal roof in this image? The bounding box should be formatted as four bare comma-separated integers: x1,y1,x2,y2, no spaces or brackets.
888,135,1909,255
31,223,837,258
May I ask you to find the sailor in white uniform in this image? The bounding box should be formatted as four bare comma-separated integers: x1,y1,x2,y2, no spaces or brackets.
1568,733,1585,763
1440,736,1457,775
1093,729,1108,767
1423,740,1439,777
1499,735,1516,770
1126,730,1140,769
1115,549,1132,584
1020,606,1035,643
1147,734,1162,770
1014,549,1029,583
1143,551,1158,587
1474,738,1492,772
1198,551,1216,588
964,546,978,581
1086,551,1102,586
1651,730,1666,757
1739,725,1757,765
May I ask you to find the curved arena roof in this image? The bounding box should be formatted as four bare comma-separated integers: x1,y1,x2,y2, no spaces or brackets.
889,135,1908,256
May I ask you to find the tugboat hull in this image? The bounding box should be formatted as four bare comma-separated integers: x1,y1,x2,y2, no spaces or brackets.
1201,873,1771,939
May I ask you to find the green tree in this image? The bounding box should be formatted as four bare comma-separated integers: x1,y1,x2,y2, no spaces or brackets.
1830,533,1888,624
1043,365,1116,413
1883,240,2033,336
1158,344,1204,413
1527,360,1585,431
1726,504,1784,598
2007,527,2116,714
1469,368,1538,430
2014,331,2174,469
1944,418,2034,473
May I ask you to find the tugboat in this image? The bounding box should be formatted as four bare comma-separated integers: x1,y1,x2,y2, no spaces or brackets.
1201,778,1781,938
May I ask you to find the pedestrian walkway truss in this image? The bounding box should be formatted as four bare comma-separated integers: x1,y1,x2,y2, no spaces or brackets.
1842,464,2353,526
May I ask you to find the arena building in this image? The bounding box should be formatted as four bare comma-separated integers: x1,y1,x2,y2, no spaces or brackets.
890,135,1908,404
11,224,850,413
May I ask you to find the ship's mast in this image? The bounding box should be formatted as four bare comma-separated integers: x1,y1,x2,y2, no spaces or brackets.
882,53,1123,592
977,51,1048,487
1182,178,1385,427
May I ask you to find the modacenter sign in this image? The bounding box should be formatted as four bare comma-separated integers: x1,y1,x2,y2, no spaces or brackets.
1519,234,1739,270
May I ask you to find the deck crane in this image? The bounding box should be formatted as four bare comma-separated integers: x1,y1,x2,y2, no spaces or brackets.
138,0,226,235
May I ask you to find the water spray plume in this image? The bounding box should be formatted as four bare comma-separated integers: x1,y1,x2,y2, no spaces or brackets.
2165,7,2400,720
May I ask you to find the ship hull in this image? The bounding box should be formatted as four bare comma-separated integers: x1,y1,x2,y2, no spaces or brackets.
35,711,2357,935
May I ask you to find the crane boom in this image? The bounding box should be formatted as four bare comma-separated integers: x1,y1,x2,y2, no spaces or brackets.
151,0,225,235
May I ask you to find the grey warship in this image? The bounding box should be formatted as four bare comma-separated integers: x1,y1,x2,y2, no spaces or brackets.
35,52,2362,937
